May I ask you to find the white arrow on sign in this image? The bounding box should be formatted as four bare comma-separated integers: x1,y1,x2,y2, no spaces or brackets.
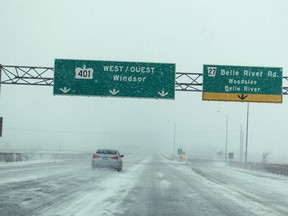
60,87,71,94
109,89,120,95
158,90,168,97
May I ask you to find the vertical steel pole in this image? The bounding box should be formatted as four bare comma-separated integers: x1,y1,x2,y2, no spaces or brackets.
0,117,3,137
245,103,250,163
168,120,176,159
0,64,2,95
217,111,229,165
239,124,244,162
225,115,228,166
173,122,176,159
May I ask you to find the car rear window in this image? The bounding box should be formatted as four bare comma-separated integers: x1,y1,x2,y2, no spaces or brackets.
96,150,118,155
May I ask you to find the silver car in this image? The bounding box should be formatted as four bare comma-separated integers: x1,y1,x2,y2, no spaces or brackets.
91,149,124,172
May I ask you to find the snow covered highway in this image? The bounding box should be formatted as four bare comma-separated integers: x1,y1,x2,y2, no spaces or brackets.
0,154,287,216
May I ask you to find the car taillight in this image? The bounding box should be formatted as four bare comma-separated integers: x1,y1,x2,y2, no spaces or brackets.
93,154,101,158
111,155,119,160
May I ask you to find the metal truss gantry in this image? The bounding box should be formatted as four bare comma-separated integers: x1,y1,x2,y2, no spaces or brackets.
0,65,54,86
1,64,288,94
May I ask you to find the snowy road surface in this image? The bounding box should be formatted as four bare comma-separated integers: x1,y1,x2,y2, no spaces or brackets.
0,154,287,216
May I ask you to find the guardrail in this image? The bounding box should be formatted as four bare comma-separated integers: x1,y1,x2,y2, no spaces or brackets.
228,161,288,176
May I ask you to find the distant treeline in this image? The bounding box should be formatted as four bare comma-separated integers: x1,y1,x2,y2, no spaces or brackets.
0,152,26,162
0,152,91,162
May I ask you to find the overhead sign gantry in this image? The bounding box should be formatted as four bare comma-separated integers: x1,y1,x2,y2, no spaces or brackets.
202,65,283,103
2,63,288,97
53,59,175,99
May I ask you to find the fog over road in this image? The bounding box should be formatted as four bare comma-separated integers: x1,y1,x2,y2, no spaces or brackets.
0,154,287,216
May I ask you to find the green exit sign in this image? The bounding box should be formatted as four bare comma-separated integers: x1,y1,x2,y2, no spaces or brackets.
53,59,175,99
203,65,283,103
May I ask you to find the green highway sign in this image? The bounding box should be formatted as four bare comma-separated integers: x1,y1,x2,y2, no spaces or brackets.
53,59,175,99
203,65,283,103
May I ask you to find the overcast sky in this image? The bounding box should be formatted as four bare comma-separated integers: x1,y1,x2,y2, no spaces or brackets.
1,0,288,163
